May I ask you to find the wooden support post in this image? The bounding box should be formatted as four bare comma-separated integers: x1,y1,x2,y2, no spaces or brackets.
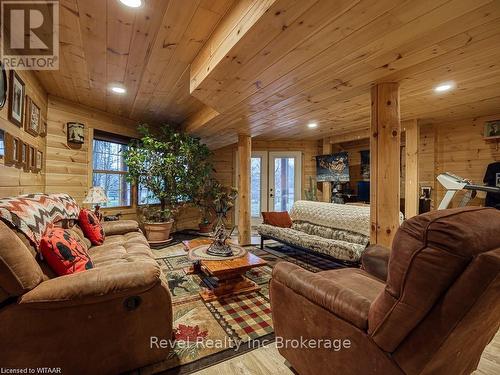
370,83,401,247
404,119,419,219
322,138,332,203
238,135,252,246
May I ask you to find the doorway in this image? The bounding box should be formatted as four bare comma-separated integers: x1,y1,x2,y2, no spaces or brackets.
237,150,302,225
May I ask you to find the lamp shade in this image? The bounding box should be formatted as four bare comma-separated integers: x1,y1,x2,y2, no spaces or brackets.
83,187,108,205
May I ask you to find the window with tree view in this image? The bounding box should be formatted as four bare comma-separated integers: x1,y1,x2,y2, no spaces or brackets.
93,139,131,207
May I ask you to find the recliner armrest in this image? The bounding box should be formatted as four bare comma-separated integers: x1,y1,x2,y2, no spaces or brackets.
272,262,376,330
102,220,140,236
361,245,390,281
19,262,161,304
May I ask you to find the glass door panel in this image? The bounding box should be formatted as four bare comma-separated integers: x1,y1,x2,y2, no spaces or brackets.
269,151,302,213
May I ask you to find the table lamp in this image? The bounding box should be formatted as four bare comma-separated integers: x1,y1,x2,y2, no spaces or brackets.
83,187,108,221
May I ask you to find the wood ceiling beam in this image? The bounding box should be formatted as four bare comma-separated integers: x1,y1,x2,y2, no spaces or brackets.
183,105,220,134
190,0,277,95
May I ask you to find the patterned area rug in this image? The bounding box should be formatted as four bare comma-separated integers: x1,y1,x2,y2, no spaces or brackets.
137,239,346,375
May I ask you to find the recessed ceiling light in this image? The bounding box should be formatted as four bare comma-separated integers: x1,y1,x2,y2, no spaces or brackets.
119,0,142,8
307,122,318,129
110,85,126,94
434,82,454,93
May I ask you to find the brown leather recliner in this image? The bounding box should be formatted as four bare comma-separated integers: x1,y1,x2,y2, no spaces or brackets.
270,207,500,375
0,219,173,374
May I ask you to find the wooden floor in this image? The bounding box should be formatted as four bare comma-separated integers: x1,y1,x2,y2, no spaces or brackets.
193,331,500,375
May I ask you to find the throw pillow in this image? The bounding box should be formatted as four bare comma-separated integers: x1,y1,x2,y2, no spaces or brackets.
261,211,292,228
78,208,105,246
40,227,94,276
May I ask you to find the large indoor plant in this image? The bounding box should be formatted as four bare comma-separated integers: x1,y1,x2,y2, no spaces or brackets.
124,124,212,242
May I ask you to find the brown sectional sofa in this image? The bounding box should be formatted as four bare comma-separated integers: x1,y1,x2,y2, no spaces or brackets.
270,207,500,375
0,218,173,374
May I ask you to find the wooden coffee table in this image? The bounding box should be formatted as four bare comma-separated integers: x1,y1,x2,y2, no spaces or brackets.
183,239,267,302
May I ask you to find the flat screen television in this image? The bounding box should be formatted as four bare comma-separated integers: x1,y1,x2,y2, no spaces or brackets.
316,151,350,182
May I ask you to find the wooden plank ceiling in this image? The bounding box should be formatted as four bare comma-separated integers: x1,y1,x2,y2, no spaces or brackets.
35,0,500,149
35,0,235,124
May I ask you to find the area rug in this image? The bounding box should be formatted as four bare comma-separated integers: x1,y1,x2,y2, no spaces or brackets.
136,239,346,375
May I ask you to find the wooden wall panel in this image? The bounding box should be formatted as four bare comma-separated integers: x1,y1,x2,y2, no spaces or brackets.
0,70,48,198
430,113,500,208
45,96,138,219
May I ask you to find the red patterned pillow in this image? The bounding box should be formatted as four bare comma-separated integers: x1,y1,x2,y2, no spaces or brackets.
78,208,105,245
40,227,94,276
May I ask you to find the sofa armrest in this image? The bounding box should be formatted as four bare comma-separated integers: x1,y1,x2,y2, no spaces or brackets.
272,262,376,330
19,262,161,305
102,220,140,236
361,245,390,281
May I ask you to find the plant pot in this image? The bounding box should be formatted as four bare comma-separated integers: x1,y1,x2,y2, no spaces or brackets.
198,222,212,233
143,220,174,243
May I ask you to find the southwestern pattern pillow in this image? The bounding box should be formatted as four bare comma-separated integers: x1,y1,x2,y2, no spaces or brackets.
78,208,105,245
40,227,93,276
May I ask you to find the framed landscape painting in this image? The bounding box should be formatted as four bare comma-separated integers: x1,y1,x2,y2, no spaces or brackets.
8,71,25,127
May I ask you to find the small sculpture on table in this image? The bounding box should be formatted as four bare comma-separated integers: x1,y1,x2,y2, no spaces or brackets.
206,185,238,257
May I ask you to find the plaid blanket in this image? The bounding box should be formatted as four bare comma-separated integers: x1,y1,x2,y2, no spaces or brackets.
0,193,80,248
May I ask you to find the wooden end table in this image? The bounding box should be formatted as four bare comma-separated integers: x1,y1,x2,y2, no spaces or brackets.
183,239,267,302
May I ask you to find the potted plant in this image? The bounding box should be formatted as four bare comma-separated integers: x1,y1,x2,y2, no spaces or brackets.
124,124,212,243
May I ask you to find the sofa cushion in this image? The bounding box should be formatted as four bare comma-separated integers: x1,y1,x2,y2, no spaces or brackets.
258,224,366,261
40,227,94,276
79,208,105,245
291,221,369,246
88,232,154,268
262,211,292,228
0,221,44,301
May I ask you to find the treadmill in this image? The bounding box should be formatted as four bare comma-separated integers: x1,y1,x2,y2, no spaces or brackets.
437,172,500,210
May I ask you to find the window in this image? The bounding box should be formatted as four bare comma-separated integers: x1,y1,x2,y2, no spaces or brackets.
138,184,160,205
92,137,131,207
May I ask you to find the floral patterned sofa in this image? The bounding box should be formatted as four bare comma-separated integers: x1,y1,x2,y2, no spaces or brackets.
257,201,381,263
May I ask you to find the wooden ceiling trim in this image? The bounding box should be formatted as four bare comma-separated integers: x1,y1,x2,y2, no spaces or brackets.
184,105,220,133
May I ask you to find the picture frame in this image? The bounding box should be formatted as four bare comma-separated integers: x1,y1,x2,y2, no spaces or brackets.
24,96,40,136
39,115,47,137
29,145,36,172
20,141,29,171
420,186,432,199
8,71,25,127
4,132,19,166
36,150,43,172
484,120,500,140
67,122,84,144
0,63,7,110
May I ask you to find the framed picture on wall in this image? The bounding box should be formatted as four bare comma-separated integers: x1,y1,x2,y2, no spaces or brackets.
20,142,29,171
4,133,19,166
67,122,84,144
29,145,36,172
39,115,47,137
36,150,43,171
484,120,500,140
8,71,25,127
0,63,7,110
25,96,40,136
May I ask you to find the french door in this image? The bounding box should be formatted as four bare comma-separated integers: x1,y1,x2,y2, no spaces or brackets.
240,151,302,225
268,151,302,213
